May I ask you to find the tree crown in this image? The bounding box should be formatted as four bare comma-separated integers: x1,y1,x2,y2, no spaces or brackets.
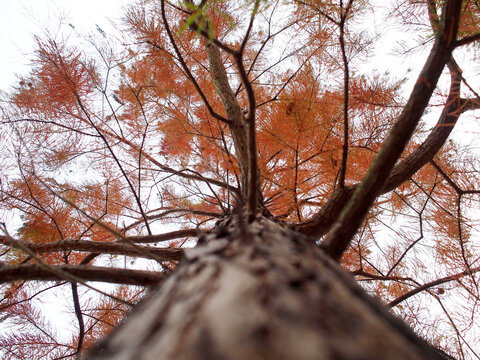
1,0,480,358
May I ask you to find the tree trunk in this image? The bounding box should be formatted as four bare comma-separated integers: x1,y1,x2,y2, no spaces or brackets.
84,214,448,360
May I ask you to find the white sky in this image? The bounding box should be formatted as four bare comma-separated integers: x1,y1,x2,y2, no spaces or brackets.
0,0,127,91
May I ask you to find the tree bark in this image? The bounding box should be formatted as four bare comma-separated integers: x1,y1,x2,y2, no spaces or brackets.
84,214,449,360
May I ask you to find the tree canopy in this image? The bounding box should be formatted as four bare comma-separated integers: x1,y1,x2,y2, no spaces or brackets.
1,0,480,358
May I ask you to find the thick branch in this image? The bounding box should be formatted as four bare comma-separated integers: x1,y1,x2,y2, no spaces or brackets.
0,264,164,286
382,59,462,193
461,97,480,112
291,186,355,238
234,50,261,220
165,7,264,210
322,0,462,261
235,0,262,219
1,236,184,261
455,32,480,48
352,269,414,282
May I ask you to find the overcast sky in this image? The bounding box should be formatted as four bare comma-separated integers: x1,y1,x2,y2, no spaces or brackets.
0,1,426,90
0,0,128,91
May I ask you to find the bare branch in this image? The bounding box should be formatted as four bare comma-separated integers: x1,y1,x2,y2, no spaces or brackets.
0,263,164,286
389,266,480,308
386,182,436,277
1,236,184,261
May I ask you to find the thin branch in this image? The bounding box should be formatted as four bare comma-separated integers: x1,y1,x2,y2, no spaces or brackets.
386,182,436,276
127,228,199,243
389,266,480,308
256,43,322,108
455,195,478,292
433,296,480,360
184,169,227,213
322,0,462,261
71,283,85,353
237,10,300,96
78,96,153,237
123,207,221,232
17,163,65,241
130,87,152,234
4,118,100,138
110,131,237,192
337,0,353,188
160,0,231,125
187,21,237,55
431,160,480,195
29,174,177,264
293,0,339,25
0,226,135,305
0,282,66,312
239,0,261,53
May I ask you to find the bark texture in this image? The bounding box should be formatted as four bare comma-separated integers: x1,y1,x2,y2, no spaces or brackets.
84,214,447,360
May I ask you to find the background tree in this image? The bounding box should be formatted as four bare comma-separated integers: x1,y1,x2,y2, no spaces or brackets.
1,0,480,358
